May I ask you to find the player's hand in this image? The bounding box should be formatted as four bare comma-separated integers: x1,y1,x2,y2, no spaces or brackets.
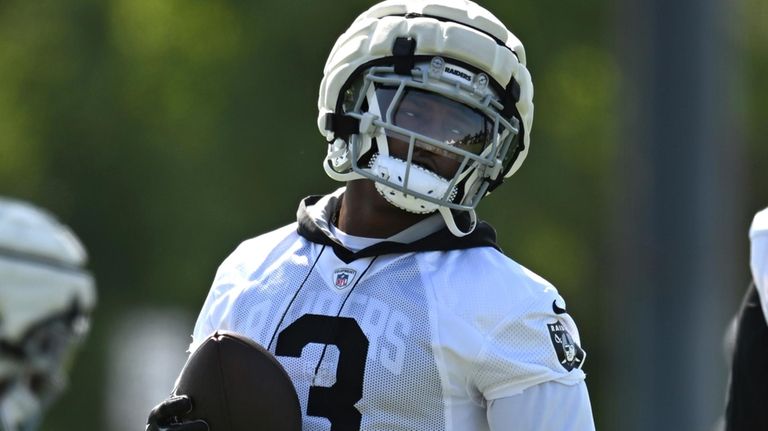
145,395,209,431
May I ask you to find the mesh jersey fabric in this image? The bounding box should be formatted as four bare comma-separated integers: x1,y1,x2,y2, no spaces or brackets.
191,193,587,431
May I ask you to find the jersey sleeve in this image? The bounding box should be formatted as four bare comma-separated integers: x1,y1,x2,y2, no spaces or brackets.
428,248,589,401
189,256,241,352
472,296,587,399
189,223,300,352
487,381,595,431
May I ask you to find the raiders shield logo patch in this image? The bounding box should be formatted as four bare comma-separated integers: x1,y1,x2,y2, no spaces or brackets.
332,268,357,289
547,322,586,371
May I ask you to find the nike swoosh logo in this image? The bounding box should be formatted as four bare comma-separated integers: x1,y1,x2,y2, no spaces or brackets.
552,299,567,315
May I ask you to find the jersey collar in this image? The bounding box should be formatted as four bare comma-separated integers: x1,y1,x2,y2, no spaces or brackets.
296,189,500,263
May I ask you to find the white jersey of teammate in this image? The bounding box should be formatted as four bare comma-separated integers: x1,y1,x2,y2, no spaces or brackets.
192,188,593,431
750,207,768,322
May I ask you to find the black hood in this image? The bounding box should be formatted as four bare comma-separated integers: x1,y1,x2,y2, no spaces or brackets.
296,193,500,263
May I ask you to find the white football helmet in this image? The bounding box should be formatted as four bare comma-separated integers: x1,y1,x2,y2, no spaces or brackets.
319,0,534,236
0,198,96,431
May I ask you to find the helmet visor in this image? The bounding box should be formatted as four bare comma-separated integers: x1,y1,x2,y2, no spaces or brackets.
375,87,494,161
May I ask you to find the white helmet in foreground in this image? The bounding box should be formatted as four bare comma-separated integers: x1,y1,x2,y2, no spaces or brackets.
319,0,534,236
0,198,96,431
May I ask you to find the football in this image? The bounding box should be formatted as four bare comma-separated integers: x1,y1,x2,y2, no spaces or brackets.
173,331,302,431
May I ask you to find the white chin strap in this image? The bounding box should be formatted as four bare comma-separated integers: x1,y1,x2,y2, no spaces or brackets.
438,206,477,238
368,154,477,237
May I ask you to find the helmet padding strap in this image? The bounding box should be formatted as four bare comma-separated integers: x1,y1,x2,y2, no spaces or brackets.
392,37,417,75
324,113,360,141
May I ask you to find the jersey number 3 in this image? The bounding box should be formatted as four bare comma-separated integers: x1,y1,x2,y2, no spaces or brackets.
276,314,369,431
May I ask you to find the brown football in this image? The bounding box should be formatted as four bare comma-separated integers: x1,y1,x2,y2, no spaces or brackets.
173,331,302,431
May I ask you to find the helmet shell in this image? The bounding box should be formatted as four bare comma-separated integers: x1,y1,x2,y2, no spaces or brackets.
0,197,96,431
0,198,95,344
318,0,534,178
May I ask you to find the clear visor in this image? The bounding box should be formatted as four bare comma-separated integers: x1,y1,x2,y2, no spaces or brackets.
375,87,495,161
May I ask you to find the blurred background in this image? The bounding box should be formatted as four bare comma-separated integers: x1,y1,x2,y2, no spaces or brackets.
0,0,765,429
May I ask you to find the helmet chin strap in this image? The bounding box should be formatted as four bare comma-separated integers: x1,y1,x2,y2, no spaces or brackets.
368,154,478,237
438,207,477,237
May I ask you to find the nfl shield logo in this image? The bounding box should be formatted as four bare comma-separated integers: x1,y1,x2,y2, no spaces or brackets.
547,322,586,371
332,268,357,289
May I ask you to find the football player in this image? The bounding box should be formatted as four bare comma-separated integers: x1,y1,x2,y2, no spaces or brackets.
150,0,596,429
723,207,768,430
0,198,96,431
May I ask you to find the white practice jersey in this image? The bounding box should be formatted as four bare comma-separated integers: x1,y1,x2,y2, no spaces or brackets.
192,191,588,431
751,207,768,322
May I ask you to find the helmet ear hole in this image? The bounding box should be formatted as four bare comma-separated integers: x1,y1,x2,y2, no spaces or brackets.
340,76,367,114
